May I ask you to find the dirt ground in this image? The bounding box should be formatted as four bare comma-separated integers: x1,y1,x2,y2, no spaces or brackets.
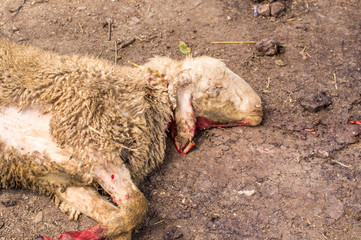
0,0,360,239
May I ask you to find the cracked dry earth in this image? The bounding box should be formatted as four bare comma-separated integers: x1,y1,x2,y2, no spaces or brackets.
0,0,360,239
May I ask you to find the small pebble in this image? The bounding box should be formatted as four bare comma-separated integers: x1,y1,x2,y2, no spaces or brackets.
257,4,270,16
317,149,330,158
270,2,285,17
76,6,87,11
300,92,331,113
129,16,140,25
275,59,287,66
1,200,17,207
238,190,256,196
33,211,43,223
255,38,279,56
325,196,344,220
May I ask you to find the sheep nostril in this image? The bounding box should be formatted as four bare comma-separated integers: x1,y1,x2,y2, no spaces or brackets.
251,108,263,116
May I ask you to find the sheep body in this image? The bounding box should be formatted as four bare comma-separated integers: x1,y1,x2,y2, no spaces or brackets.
0,39,172,183
0,38,263,239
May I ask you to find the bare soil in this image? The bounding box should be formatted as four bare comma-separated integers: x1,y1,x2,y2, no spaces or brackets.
0,0,360,239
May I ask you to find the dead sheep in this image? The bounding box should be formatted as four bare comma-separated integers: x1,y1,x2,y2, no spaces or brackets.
0,38,263,240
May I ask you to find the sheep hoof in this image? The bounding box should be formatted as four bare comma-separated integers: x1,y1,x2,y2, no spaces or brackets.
36,224,106,240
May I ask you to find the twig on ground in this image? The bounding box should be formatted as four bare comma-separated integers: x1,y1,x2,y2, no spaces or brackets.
78,22,84,33
299,46,311,59
153,219,164,225
266,77,271,89
134,34,157,44
332,73,347,89
17,38,29,42
128,61,141,68
134,35,143,42
0,30,18,43
96,50,103,58
262,77,271,93
118,38,136,48
114,35,156,51
114,41,118,64
9,0,27,13
211,41,257,44
105,18,113,41
331,160,350,168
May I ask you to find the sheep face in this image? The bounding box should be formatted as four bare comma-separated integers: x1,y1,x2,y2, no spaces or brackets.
190,57,263,127
172,56,263,155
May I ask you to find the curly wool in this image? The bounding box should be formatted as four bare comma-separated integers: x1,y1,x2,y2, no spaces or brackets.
0,39,173,183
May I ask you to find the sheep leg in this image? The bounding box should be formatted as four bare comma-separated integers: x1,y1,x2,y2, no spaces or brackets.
92,162,148,237
37,187,110,240
37,225,130,240
38,163,147,240
37,185,139,240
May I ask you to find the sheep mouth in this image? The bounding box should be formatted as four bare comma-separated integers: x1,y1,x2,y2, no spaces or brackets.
195,116,253,131
171,115,262,155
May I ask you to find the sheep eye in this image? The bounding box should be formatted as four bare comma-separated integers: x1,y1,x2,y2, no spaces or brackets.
206,86,223,95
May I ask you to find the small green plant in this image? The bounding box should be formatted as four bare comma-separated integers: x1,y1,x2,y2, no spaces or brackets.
179,41,191,55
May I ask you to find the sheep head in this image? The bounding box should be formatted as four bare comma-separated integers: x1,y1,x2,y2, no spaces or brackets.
170,56,263,155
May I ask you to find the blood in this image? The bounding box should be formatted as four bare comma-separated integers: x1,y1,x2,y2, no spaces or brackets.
261,147,269,152
304,128,315,132
39,224,106,240
111,174,114,179
348,120,361,125
112,196,121,203
125,194,129,200
172,137,195,155
195,116,250,131
169,116,250,155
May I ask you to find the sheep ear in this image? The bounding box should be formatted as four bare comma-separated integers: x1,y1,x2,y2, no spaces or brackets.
172,83,196,155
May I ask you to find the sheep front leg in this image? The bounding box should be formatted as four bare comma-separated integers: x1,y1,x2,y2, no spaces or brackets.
37,163,147,240
92,162,148,237
37,184,145,240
